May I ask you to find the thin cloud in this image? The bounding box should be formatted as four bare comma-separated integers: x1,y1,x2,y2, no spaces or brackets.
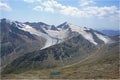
23,0,41,3
83,6,120,18
33,6,43,11
79,0,95,7
44,7,54,13
26,0,120,18
0,2,12,11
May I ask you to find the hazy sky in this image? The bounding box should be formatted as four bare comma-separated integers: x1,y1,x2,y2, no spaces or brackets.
0,0,120,30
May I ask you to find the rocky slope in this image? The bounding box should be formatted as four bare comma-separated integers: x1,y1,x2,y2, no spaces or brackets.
0,19,46,67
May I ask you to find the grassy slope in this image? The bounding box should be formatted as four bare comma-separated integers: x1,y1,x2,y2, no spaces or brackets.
1,42,119,79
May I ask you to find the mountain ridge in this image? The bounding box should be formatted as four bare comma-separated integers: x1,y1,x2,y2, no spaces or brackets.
0,18,114,67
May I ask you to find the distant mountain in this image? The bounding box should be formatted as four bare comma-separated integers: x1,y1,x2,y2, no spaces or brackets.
99,30,119,36
16,20,113,49
111,35,120,41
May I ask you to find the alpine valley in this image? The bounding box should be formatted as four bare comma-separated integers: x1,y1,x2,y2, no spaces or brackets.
0,18,119,79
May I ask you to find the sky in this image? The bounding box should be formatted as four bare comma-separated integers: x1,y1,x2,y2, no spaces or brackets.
0,0,120,30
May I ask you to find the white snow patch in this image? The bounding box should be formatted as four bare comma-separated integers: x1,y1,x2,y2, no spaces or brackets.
17,24,58,49
94,32,111,43
45,29,68,42
69,24,98,45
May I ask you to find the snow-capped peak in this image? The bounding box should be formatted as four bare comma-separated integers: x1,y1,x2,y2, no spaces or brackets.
57,22,114,45
57,22,97,45
57,22,70,29
5,19,113,49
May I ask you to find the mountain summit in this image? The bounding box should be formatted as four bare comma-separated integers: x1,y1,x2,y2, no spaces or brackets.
1,19,113,50
1,18,113,68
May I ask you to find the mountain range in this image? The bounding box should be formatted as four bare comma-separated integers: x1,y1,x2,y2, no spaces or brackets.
0,18,119,79
99,30,119,36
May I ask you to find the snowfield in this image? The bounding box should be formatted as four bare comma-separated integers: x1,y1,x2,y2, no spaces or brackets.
68,23,98,45
17,22,113,49
94,32,112,43
18,24,58,49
